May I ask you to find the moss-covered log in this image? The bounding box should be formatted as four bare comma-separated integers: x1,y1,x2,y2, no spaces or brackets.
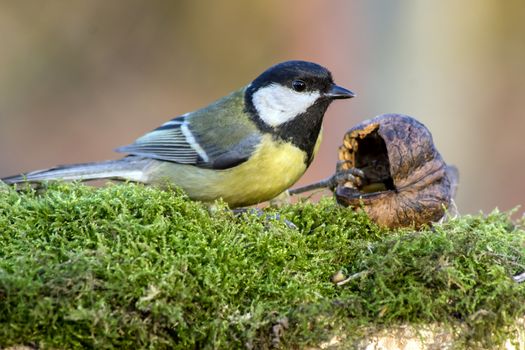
0,183,524,349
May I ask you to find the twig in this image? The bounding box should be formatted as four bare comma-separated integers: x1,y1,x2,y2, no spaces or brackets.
336,269,371,286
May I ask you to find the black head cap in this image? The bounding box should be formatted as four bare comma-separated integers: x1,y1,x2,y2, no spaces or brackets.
248,60,334,95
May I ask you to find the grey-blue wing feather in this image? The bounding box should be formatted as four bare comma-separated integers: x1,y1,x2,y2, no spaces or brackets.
115,119,200,164
115,114,260,170
204,133,261,169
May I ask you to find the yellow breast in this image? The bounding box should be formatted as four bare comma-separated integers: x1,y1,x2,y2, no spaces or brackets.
149,134,312,207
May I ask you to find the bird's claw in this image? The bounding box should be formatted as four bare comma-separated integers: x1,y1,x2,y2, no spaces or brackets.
329,164,365,190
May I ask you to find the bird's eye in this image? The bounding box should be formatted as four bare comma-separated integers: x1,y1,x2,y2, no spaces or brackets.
292,80,306,92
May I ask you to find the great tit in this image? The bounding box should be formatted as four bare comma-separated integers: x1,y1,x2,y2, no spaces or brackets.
2,60,354,207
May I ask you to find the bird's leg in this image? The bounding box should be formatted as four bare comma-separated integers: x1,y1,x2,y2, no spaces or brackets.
289,162,365,195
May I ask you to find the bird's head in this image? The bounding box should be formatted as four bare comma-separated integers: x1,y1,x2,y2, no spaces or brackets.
245,60,354,129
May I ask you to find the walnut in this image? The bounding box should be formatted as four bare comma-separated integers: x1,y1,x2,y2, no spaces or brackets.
335,114,458,228
290,114,458,229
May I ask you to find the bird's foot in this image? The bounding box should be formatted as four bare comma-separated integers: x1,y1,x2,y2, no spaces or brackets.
289,163,365,195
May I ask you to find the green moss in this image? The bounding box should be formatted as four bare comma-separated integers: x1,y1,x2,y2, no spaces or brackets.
0,182,524,349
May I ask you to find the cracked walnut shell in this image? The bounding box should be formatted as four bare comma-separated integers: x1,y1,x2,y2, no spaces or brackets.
335,114,458,228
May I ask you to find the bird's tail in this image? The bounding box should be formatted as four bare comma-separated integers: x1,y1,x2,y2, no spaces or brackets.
1,157,150,185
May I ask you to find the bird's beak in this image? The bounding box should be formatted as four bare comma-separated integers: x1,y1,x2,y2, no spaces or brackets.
325,84,355,99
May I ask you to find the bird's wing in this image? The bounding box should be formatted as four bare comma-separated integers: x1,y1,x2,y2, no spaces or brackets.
115,115,203,165
115,89,261,170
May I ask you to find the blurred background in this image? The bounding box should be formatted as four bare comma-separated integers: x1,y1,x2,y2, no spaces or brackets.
0,0,524,215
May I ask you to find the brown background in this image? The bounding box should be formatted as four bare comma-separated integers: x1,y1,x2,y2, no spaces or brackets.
1,1,524,216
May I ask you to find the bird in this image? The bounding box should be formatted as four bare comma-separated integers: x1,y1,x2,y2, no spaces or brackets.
2,60,354,208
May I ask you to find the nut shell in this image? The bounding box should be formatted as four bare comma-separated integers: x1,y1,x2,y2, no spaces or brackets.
335,114,457,228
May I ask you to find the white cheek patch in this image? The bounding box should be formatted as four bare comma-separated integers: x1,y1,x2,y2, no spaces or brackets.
252,83,321,127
